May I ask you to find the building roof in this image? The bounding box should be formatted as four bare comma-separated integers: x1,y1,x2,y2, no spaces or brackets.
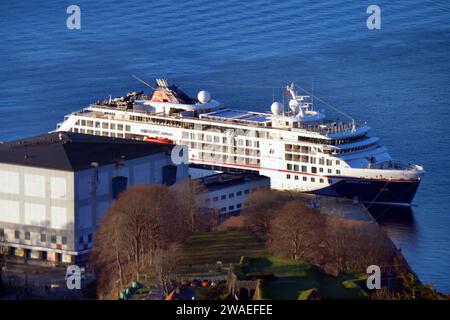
199,173,270,192
0,132,173,172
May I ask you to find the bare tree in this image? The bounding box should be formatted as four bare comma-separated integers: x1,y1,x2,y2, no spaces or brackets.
242,189,294,237
153,243,183,295
268,200,325,261
92,184,193,298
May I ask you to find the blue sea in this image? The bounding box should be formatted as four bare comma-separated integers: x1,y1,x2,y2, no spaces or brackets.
1,0,449,293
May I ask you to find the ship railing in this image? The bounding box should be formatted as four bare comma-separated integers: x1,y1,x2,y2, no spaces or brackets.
367,160,418,171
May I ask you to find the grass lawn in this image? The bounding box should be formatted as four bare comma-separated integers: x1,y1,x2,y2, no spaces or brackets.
181,230,268,266
239,256,368,300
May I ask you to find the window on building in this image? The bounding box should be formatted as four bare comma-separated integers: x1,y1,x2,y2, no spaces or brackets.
95,121,100,128
320,178,324,183
311,177,315,182
125,125,131,132
237,203,242,209
229,205,234,211
244,189,250,194
328,168,332,174
162,165,178,186
287,163,292,170
237,191,242,196
287,174,291,179
62,236,67,245
0,228,4,237
229,193,234,198
213,197,219,202
293,164,299,171
41,234,46,242
51,235,57,244
220,207,226,212
25,231,30,240
336,170,341,174
295,175,299,180
326,159,332,166
88,234,93,243
301,166,307,172
205,198,211,204
319,168,324,173
79,236,84,244
303,176,307,181
14,230,20,239
336,160,340,165
221,195,226,200
311,167,317,174
319,158,325,165
310,157,316,164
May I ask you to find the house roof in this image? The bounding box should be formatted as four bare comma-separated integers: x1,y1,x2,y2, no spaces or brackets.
0,132,173,172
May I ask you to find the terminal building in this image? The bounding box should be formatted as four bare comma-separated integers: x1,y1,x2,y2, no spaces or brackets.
0,132,188,264
195,172,270,218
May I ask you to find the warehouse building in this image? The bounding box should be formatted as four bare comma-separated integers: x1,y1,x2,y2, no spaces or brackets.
0,132,188,264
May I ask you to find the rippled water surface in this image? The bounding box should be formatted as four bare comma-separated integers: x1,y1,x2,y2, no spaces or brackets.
1,0,449,292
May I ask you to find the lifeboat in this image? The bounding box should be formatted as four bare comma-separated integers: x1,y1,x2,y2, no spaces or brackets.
143,136,174,144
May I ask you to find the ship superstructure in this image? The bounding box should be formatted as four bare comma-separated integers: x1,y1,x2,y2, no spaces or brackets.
57,78,424,205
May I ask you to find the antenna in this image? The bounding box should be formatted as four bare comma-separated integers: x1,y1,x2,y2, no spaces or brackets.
130,74,156,90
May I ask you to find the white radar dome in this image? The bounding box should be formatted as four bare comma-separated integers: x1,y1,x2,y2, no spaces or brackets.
271,102,283,115
289,99,299,113
197,90,211,104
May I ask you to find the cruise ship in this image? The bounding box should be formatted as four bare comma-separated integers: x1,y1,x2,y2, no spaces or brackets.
56,78,424,205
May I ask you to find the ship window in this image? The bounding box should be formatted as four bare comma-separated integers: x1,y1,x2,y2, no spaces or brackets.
51,235,57,244
81,120,86,126
301,146,309,153
14,230,20,239
62,236,67,245
311,177,315,182
287,174,291,179
117,124,123,130
328,179,332,184
319,158,325,165
95,122,100,128
25,231,31,240
326,159,332,166
320,178,324,183
311,167,317,174
336,160,340,165
110,123,115,130
285,154,293,161
102,122,108,129
285,144,293,151
328,169,332,174
301,166,307,173
125,125,131,132
319,168,324,173
310,157,316,164
287,164,292,170
303,176,307,181
295,175,299,180
336,170,341,174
